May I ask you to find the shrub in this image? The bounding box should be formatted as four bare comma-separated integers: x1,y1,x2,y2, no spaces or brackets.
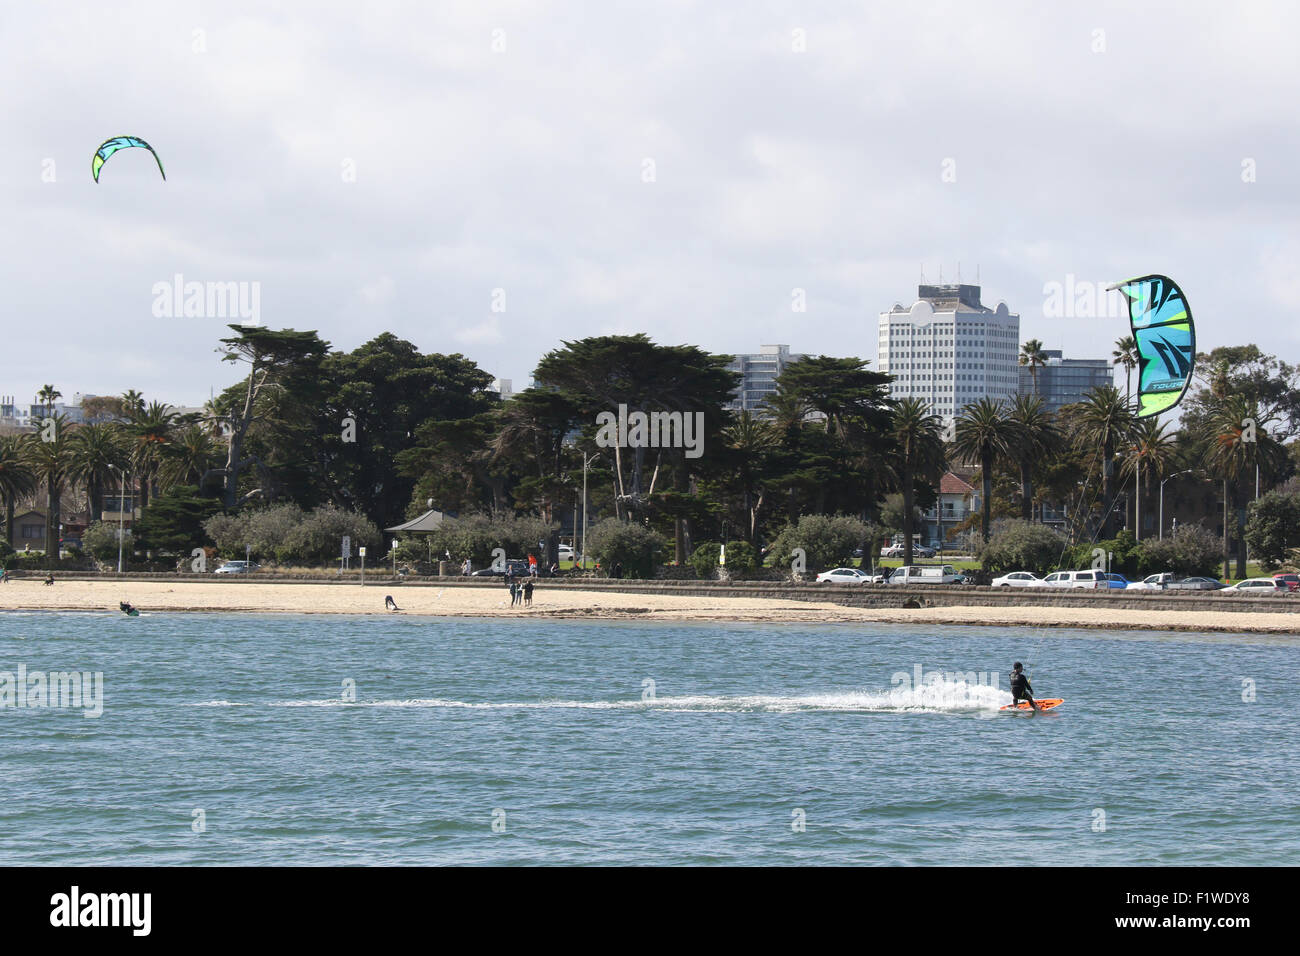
979,519,1069,576
82,520,133,562
283,504,380,565
421,513,556,568
1244,491,1300,569
1136,524,1221,577
585,518,665,578
767,514,877,573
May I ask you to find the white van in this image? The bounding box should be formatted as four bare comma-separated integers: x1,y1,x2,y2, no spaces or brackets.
888,565,960,585
1041,570,1105,589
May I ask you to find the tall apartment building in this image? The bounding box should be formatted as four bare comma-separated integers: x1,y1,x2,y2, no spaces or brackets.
1017,350,1113,413
726,344,806,411
878,284,1020,417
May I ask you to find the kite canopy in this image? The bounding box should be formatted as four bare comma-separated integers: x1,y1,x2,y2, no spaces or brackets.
1110,274,1195,418
91,135,165,182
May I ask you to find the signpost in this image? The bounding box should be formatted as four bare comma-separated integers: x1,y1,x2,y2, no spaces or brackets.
342,535,351,573
359,546,366,585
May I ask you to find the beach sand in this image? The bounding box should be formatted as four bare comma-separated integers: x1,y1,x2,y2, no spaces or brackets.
3,578,1300,636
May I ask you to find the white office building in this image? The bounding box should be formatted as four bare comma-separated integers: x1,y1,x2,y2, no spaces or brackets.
878,284,1020,417
726,344,805,411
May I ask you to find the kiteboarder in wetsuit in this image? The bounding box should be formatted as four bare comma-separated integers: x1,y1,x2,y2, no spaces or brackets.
119,601,136,615
1009,662,1038,711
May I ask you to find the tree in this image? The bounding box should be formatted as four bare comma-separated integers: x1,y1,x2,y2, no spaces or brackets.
980,519,1068,576
205,326,331,510
23,415,73,568
1243,491,1300,568
1112,336,1138,401
126,401,178,510
952,398,1017,547
36,384,62,415
717,410,779,544
68,423,127,524
1119,417,1178,538
0,436,36,549
1136,523,1221,577
584,517,665,578
1018,339,1048,396
768,513,878,573
162,424,220,493
889,398,946,567
1202,396,1289,578
1006,394,1058,521
1065,385,1134,539
132,485,222,556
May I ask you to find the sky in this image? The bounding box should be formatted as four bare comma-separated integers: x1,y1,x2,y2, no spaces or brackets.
4,0,1299,409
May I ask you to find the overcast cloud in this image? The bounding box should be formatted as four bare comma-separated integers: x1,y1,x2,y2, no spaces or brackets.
4,0,1298,407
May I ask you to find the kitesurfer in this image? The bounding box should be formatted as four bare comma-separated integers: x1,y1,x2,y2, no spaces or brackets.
384,595,401,612
119,601,136,615
1009,662,1038,711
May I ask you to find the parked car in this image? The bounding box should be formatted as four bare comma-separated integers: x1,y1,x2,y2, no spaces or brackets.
1223,577,1288,594
1041,570,1107,589
990,571,1045,588
1272,573,1300,592
1164,576,1227,591
1128,572,1180,591
215,560,260,574
558,545,574,559
815,567,873,584
1099,572,1130,589
888,565,961,585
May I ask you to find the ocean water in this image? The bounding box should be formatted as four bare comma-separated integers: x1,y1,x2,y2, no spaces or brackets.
0,611,1296,865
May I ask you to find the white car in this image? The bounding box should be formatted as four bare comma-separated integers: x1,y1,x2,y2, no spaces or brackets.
558,545,574,558
1222,577,1287,594
815,568,872,584
1041,570,1106,589
990,571,1045,588
1128,573,1178,591
215,560,260,574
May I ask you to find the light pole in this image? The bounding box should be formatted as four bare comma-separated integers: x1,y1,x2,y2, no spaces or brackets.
108,464,129,574
1159,470,1193,540
580,451,598,571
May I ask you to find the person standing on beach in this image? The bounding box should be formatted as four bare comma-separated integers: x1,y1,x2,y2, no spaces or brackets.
1009,662,1038,711
523,579,534,607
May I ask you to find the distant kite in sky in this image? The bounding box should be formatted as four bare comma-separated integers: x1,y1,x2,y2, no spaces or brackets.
91,135,165,183
1109,274,1195,418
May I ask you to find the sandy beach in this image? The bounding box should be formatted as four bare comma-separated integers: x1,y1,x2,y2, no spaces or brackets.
3,578,1300,636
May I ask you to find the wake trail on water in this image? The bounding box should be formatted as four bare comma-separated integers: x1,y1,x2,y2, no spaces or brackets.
200,678,1011,715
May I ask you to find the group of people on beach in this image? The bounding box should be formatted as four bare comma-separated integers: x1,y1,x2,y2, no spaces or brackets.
506,572,534,607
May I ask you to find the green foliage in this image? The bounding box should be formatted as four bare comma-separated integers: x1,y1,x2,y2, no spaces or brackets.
133,485,223,554
421,513,555,566
1244,491,1300,568
687,540,759,578
768,514,877,572
585,518,665,578
978,519,1069,575
82,520,132,561
1135,524,1222,577
283,504,381,564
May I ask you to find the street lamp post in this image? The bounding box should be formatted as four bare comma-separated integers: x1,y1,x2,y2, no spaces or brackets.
581,452,596,571
1159,470,1194,540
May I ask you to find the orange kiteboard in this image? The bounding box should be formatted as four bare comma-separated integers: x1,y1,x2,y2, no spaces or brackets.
999,698,1063,713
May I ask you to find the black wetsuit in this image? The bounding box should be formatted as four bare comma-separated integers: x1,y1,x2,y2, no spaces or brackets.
1010,669,1036,708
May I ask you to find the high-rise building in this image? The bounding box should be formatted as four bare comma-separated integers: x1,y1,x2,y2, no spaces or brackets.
726,344,805,411
878,284,1020,417
1018,350,1113,412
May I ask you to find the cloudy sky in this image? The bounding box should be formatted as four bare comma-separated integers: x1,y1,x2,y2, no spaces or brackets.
4,1,1298,409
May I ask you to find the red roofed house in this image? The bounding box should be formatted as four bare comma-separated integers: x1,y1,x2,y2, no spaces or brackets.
922,471,977,549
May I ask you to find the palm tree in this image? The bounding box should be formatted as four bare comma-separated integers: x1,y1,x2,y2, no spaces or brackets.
1119,418,1177,539
0,436,37,549
68,423,127,524
1069,385,1134,539
1202,397,1288,579
952,398,1017,546
1112,336,1138,402
161,424,218,491
890,399,947,567
126,401,178,510
121,390,145,418
1018,339,1048,396
722,410,779,543
23,415,73,569
1006,394,1059,521
36,384,62,416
